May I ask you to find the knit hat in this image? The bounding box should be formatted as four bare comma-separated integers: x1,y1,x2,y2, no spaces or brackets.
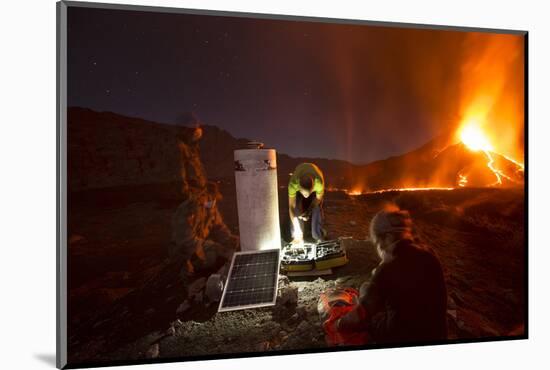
369,205,413,241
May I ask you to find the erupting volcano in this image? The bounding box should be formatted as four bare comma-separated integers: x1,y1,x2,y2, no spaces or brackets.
334,120,525,196
456,121,524,187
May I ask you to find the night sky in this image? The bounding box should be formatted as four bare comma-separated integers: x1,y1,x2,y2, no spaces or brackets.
67,7,524,164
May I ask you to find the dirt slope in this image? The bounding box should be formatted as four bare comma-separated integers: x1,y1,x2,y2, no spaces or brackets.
68,187,525,365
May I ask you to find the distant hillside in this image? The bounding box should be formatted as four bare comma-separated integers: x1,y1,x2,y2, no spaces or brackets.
67,108,523,192
199,124,357,189
349,137,523,191
68,108,183,191
66,108,356,191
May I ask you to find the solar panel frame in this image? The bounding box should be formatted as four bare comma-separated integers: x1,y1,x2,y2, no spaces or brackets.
218,248,281,312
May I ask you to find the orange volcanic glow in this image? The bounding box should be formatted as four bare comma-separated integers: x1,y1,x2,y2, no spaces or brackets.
322,33,524,194
458,121,500,184
328,187,457,196
457,120,522,186
456,33,524,167
370,187,455,194
458,174,468,187
326,33,524,194
460,122,493,152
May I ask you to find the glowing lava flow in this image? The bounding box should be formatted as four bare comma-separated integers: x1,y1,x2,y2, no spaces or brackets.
348,188,454,195
501,154,525,171
369,187,454,194
485,151,502,185
325,121,522,194
458,174,468,187
327,188,456,196
459,123,509,185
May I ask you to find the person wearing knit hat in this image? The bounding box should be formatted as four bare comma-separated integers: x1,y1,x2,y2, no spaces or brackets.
337,205,448,344
369,205,413,263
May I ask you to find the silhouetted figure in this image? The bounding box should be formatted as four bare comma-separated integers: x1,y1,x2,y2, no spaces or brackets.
338,205,448,344
171,126,237,277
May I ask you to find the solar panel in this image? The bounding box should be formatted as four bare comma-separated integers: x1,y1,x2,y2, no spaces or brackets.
218,249,280,312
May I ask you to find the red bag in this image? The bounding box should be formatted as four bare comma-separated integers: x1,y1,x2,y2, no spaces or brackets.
318,288,369,346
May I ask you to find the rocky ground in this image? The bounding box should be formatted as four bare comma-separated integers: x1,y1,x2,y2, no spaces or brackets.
67,186,525,365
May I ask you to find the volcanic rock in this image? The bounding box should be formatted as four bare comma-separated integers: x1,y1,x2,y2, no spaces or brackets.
278,285,298,306
145,343,159,359
176,300,191,315
187,278,206,298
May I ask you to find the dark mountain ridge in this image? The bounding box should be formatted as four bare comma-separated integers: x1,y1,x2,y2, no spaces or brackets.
67,107,523,193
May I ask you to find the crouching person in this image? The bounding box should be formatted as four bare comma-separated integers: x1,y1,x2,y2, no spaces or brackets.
338,205,448,344
170,182,237,278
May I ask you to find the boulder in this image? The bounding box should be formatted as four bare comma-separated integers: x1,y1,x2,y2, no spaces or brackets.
145,343,160,359
278,285,298,306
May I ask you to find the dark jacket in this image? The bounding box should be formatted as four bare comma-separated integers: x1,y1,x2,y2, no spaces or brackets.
340,239,447,344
